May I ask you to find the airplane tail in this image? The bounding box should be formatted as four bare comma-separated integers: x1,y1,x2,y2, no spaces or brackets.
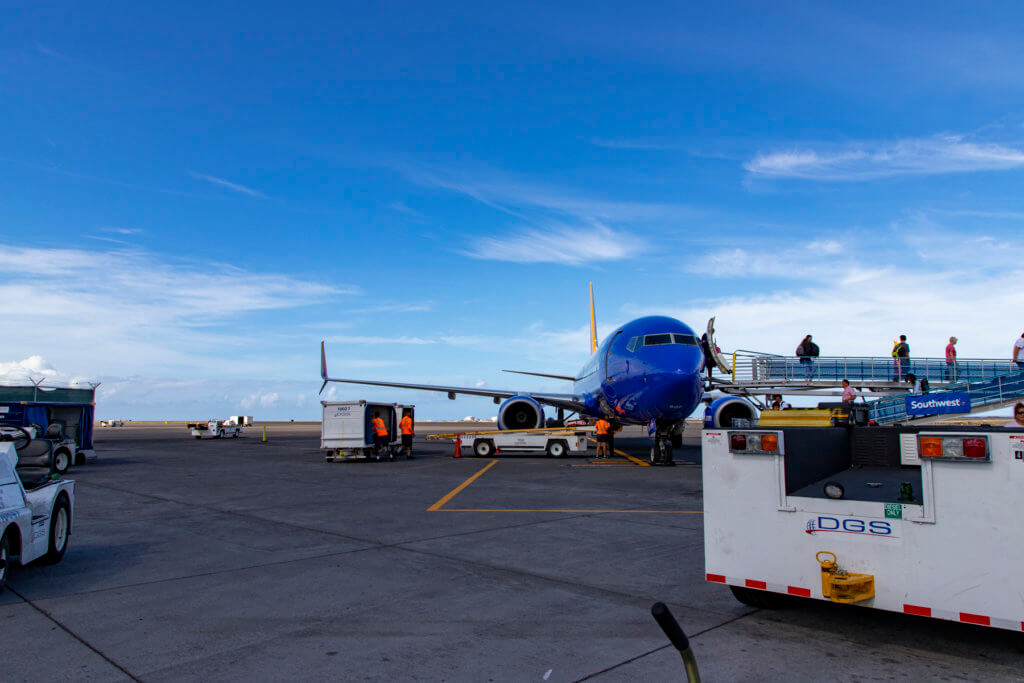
589,282,598,354
319,341,329,394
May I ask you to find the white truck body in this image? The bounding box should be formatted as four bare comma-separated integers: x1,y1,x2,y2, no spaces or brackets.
321,401,411,460
227,415,254,426
190,421,243,439
463,430,589,458
0,442,75,587
703,424,1024,631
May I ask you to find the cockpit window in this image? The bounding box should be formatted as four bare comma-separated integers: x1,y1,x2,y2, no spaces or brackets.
641,333,698,347
626,336,640,352
644,334,674,346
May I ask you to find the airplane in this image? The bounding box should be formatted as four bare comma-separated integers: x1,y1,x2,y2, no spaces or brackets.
320,284,757,464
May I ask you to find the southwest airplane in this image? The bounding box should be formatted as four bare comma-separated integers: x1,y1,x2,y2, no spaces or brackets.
320,284,756,464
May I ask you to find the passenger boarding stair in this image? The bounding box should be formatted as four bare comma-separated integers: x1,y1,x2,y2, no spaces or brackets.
869,370,1024,424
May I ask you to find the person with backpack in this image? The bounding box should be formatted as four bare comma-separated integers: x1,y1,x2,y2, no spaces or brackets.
796,334,819,380
892,335,910,381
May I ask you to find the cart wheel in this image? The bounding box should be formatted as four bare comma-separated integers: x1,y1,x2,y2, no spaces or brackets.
474,440,495,457
53,448,71,474
0,531,9,594
729,585,799,609
194,435,202,439
232,432,238,439
546,440,567,458
39,494,70,565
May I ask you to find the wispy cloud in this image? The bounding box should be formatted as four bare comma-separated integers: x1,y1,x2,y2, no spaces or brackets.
464,223,646,265
101,227,142,235
189,172,265,197
86,235,131,245
345,301,435,314
745,134,1024,181
324,335,435,345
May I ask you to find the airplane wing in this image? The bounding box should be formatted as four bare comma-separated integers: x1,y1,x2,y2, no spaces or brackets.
320,342,587,413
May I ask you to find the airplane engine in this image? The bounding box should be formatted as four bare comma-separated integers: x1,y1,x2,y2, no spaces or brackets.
703,396,759,429
497,396,546,430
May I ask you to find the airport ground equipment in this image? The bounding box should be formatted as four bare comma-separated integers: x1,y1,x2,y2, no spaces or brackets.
188,420,244,439
320,401,412,461
427,427,589,457
227,415,254,426
703,421,1024,631
0,384,97,467
719,351,1021,396
0,437,75,594
99,420,124,427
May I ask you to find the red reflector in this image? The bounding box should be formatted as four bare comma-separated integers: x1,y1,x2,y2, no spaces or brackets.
730,434,747,450
903,604,931,617
787,586,811,597
960,612,991,626
706,573,726,583
745,579,767,590
962,438,986,458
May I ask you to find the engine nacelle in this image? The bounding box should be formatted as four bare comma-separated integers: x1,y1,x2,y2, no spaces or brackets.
703,396,759,429
497,395,546,431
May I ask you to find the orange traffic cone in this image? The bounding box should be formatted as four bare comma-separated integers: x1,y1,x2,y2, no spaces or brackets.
453,434,462,458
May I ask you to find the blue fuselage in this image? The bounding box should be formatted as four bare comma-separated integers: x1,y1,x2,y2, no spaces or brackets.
572,316,705,424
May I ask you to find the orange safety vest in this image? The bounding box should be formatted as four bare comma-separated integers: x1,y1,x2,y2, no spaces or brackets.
400,415,414,435
372,417,388,437
595,419,610,435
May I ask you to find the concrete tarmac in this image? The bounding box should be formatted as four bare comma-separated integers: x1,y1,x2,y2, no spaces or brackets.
3,422,1023,681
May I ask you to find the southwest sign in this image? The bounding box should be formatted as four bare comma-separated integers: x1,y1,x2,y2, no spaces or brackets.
905,393,971,417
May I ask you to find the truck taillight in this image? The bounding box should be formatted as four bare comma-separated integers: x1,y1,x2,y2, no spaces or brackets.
730,434,747,450
760,434,778,452
727,430,784,455
962,438,987,458
917,434,990,462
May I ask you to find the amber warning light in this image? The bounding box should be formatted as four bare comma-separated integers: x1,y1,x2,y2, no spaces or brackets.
918,435,989,462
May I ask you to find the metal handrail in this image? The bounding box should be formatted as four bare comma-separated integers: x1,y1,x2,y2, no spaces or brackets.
724,352,1021,386
870,372,1024,424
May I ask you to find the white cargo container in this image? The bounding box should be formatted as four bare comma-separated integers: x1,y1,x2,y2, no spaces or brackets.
703,423,1024,631
321,401,413,461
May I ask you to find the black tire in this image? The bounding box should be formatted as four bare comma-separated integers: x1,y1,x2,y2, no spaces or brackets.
546,440,568,458
729,585,800,609
0,532,10,594
74,452,85,466
39,495,70,565
474,440,495,457
216,430,223,439
194,435,202,439
53,448,71,475
232,432,238,439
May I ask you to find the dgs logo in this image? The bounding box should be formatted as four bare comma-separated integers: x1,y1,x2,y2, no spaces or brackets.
805,516,894,537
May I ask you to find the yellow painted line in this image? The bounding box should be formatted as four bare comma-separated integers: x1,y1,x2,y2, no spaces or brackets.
615,448,650,467
442,508,704,514
427,459,499,511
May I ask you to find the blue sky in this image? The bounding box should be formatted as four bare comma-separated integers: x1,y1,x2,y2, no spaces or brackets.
2,1,1024,419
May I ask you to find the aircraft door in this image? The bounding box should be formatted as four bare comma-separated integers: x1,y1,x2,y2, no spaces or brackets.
605,331,626,381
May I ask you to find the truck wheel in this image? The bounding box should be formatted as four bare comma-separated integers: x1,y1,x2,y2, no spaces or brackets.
729,585,799,609
0,532,9,594
194,435,202,439
474,440,494,457
546,440,567,457
232,432,238,439
53,448,71,474
217,430,223,439
39,495,70,565
74,452,85,466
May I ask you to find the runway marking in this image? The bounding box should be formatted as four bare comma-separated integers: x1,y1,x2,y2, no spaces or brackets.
615,448,650,467
428,459,499,511
429,454,698,514
441,508,703,514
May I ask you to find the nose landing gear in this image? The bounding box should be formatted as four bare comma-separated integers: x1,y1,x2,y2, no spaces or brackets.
649,420,680,466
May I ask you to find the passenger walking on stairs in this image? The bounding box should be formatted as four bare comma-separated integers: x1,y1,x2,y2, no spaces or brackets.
841,379,859,403
796,334,819,379
1013,333,1024,370
892,335,910,381
399,411,414,459
371,411,389,458
594,418,611,458
945,337,958,381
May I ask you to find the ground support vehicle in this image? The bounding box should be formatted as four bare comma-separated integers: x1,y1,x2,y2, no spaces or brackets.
188,421,243,439
99,420,124,427
458,429,589,458
321,401,412,461
0,437,75,593
0,397,97,468
703,422,1024,631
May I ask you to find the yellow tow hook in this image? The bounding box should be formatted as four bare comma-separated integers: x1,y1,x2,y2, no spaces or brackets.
816,551,875,604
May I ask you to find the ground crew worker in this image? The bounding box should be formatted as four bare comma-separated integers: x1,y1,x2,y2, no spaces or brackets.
371,411,389,458
594,417,611,459
399,411,414,458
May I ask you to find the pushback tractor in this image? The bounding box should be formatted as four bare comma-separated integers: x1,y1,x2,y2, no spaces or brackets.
703,420,1024,631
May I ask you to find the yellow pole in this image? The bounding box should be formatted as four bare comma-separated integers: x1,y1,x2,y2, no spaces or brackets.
261,424,268,443
731,352,737,382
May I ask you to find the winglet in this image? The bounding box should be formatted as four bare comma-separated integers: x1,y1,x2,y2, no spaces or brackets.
589,282,598,354
320,341,329,394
